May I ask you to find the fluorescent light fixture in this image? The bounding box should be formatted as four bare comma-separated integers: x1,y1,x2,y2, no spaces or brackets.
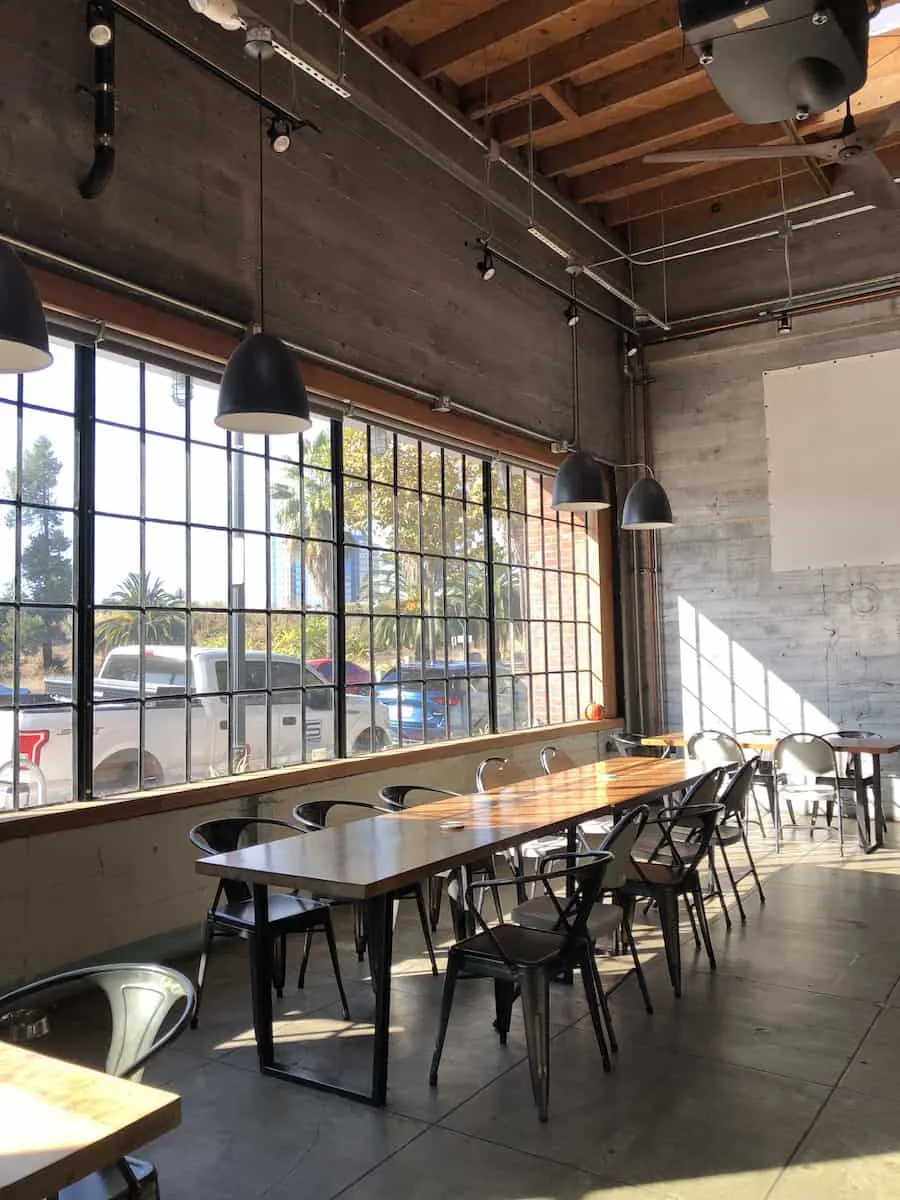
527,225,571,259
272,38,351,99
871,5,900,34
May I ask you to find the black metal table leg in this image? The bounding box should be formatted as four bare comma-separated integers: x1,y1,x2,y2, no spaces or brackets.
247,883,394,1105
558,823,577,985
853,752,874,852
870,755,885,852
448,863,474,940
365,893,394,1106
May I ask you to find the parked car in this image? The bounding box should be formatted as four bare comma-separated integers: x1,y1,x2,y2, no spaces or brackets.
0,646,392,809
306,658,371,694
374,662,529,743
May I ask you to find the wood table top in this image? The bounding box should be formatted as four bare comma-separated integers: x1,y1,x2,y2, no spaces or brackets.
642,732,900,755
0,1043,180,1200
196,757,706,900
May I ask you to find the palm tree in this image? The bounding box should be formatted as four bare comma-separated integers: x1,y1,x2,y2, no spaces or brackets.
95,572,186,651
270,427,334,613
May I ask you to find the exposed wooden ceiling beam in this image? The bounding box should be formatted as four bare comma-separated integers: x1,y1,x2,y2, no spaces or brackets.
575,123,789,203
413,0,593,80
461,0,679,118
349,0,418,34
492,99,564,148
539,82,581,121
540,90,732,177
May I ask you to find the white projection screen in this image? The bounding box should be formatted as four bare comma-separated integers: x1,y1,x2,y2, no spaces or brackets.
763,349,900,572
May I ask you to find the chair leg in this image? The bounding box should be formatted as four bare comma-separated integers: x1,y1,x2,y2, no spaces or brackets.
191,919,215,1029
429,955,460,1086
493,978,516,1045
322,911,351,1020
623,911,653,1015
741,824,766,905
520,968,552,1121
428,876,444,932
297,930,314,989
353,902,367,962
413,885,439,976
691,881,717,972
589,950,618,1054
751,782,767,838
272,933,287,999
578,947,612,1073
484,859,504,924
708,846,732,930
684,893,701,948
657,888,683,999
717,834,746,923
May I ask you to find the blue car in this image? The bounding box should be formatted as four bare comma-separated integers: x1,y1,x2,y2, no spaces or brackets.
374,663,527,743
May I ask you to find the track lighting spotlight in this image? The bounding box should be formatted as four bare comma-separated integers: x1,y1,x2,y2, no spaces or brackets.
565,301,579,328
267,117,292,154
478,248,496,281
625,339,639,358
777,310,792,335
87,0,114,46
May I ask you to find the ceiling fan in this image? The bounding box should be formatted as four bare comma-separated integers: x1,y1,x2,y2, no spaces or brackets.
643,101,900,209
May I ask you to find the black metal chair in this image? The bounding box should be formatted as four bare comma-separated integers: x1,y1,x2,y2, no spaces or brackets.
429,851,616,1122
377,785,462,930
189,817,350,1026
293,800,438,976
511,805,655,1051
620,800,724,999
0,964,195,1199
687,730,767,836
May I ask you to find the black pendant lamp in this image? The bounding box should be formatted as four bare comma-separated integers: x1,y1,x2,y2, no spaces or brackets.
552,279,611,512
622,475,673,530
0,243,52,374
216,62,310,435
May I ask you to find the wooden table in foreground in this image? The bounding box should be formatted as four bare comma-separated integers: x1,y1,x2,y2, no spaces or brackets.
0,1043,180,1200
641,732,900,852
197,756,706,1107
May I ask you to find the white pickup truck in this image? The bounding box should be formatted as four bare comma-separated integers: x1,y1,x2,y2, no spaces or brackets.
0,646,392,808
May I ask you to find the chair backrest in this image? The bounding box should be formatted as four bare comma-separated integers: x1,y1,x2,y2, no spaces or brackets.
597,804,650,889
0,964,195,1082
687,730,744,768
610,733,672,759
719,757,758,823
652,804,723,877
189,817,303,906
539,745,578,775
679,766,726,810
736,729,779,762
774,733,837,780
475,756,529,792
293,799,382,829
377,784,460,809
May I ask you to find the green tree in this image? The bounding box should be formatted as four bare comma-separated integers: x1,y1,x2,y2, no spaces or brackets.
6,437,73,671
94,572,186,652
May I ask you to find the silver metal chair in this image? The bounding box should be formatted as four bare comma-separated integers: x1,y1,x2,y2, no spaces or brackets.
539,744,611,841
0,964,195,1199
687,730,766,834
774,734,842,855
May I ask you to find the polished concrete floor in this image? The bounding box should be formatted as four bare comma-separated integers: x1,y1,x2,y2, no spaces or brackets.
138,822,900,1199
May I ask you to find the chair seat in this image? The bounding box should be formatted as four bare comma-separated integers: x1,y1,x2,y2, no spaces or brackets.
453,923,567,968
580,819,613,837
625,860,684,887
214,891,328,931
511,896,623,941
518,835,569,859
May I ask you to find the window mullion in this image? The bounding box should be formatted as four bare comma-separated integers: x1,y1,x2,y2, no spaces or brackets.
74,342,96,802
483,460,498,735
332,418,348,758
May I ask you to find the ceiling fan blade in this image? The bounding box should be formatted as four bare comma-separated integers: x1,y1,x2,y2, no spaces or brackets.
832,153,900,209
644,140,845,165
858,101,900,148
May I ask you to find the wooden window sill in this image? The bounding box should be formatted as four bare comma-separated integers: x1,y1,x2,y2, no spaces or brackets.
0,718,622,842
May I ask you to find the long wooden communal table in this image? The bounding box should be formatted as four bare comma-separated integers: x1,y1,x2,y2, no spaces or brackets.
642,731,900,852
0,1043,180,1200
196,756,707,1107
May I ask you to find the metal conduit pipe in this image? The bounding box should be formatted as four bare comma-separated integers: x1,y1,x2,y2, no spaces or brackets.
2,234,576,453
80,5,116,198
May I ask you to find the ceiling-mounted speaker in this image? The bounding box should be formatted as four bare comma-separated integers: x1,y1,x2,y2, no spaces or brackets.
678,1,870,123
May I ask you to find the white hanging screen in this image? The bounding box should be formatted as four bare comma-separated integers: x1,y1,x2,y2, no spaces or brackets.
763,349,900,572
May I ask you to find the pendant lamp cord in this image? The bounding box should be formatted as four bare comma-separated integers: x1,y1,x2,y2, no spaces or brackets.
570,274,580,451
257,55,265,330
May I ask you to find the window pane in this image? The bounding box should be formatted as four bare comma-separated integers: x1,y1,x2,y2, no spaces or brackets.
445,500,464,558
303,416,332,469
146,523,186,601
423,558,444,614
145,435,186,523
370,426,394,484
190,379,227,446
269,464,300,537
397,437,418,489
371,484,395,548
22,411,75,509
345,547,369,611
397,491,420,552
95,425,140,516
420,443,441,494
421,496,442,554
444,450,463,499
237,453,267,532
303,468,333,540
145,365,186,436
23,339,75,414
271,538,302,610
304,542,334,611
343,419,368,477
96,349,140,427
371,551,396,613
190,445,228,527
191,528,228,607
465,457,483,503
95,517,140,603
344,479,369,544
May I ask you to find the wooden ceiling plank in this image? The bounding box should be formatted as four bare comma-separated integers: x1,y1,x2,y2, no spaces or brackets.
539,82,581,121
575,122,789,202
492,99,565,146
461,0,679,118
540,90,732,177
350,0,420,35
414,0,593,80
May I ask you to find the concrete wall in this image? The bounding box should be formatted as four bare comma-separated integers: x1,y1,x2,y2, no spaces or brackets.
0,726,614,988
1,0,625,458
646,296,900,807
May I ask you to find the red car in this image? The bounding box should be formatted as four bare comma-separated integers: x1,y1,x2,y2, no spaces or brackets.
307,659,371,694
